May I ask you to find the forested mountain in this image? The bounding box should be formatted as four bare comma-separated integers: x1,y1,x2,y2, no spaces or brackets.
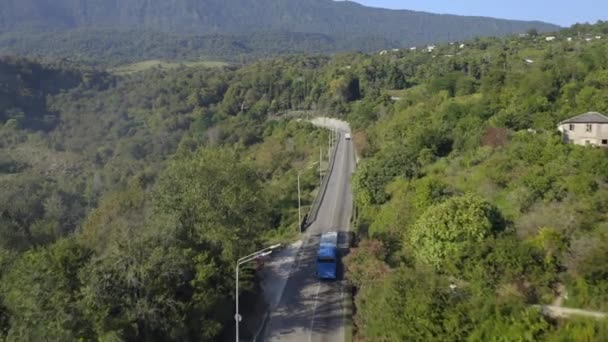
0,0,559,61
3,21,608,341
0,29,396,65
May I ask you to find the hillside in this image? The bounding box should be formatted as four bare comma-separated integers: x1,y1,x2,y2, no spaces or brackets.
3,22,608,341
0,55,332,340
0,0,559,58
0,29,397,66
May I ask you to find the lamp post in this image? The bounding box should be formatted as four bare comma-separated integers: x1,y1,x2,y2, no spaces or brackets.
298,162,319,233
235,244,281,342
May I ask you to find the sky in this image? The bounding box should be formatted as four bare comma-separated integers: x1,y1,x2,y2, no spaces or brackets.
353,0,608,27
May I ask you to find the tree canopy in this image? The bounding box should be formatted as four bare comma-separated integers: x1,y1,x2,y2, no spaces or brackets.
408,194,504,270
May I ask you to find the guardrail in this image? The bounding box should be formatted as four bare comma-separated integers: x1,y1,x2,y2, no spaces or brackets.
303,131,340,230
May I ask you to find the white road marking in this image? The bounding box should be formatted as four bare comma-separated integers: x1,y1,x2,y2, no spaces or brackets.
308,281,322,342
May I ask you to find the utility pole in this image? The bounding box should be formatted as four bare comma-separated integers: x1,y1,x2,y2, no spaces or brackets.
297,173,301,231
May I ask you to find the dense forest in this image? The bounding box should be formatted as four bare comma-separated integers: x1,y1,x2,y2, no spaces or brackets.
0,55,337,340
3,21,608,341
0,29,397,66
344,21,608,340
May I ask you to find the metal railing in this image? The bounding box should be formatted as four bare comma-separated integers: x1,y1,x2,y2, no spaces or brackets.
303,131,340,229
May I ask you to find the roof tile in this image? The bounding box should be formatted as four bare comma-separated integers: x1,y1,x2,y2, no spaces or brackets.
561,112,608,124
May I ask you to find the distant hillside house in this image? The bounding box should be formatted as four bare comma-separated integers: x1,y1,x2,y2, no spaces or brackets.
558,112,608,147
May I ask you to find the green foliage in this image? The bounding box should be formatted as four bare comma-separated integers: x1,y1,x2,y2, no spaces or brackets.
353,144,419,207
0,56,85,130
365,176,450,258
429,72,477,97
80,235,225,341
0,53,330,340
155,148,271,259
2,238,93,341
455,236,554,299
351,267,447,341
0,248,14,339
346,22,608,340
343,239,390,288
80,184,149,254
351,266,550,342
407,194,504,270
563,234,608,312
467,304,549,342
545,318,608,342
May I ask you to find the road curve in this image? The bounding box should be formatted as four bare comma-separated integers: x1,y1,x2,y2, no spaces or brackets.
263,124,356,342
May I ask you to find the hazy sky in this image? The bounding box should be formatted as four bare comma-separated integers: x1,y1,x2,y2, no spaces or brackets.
353,0,607,27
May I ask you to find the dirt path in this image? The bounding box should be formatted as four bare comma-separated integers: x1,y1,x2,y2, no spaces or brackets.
539,305,607,319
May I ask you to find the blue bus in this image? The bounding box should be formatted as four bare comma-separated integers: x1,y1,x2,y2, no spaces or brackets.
316,232,339,280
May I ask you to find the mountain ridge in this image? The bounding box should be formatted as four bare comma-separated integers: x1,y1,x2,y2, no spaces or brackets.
1,0,560,47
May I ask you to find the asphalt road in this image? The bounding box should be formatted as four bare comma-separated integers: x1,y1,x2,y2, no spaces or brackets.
263,128,356,342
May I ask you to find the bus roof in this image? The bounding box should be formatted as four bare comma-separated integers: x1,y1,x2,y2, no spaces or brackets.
318,246,336,258
320,232,338,248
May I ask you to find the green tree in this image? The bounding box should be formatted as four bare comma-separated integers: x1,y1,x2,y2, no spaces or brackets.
154,147,271,261
0,248,15,339
80,184,148,254
467,302,549,341
344,239,390,288
407,194,504,270
354,267,473,341
80,235,225,341
545,319,608,342
2,238,93,341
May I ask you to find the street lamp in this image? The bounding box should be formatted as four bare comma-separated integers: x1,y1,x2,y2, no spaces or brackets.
298,162,319,233
235,244,281,342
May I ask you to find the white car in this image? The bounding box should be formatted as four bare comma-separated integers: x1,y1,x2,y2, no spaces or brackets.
344,133,351,140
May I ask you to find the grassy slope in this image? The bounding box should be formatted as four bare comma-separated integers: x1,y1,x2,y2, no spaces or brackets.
109,59,230,74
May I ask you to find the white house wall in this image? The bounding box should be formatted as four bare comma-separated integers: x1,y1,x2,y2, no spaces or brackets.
559,123,608,146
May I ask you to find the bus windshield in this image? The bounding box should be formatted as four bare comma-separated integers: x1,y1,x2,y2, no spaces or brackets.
317,256,335,263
